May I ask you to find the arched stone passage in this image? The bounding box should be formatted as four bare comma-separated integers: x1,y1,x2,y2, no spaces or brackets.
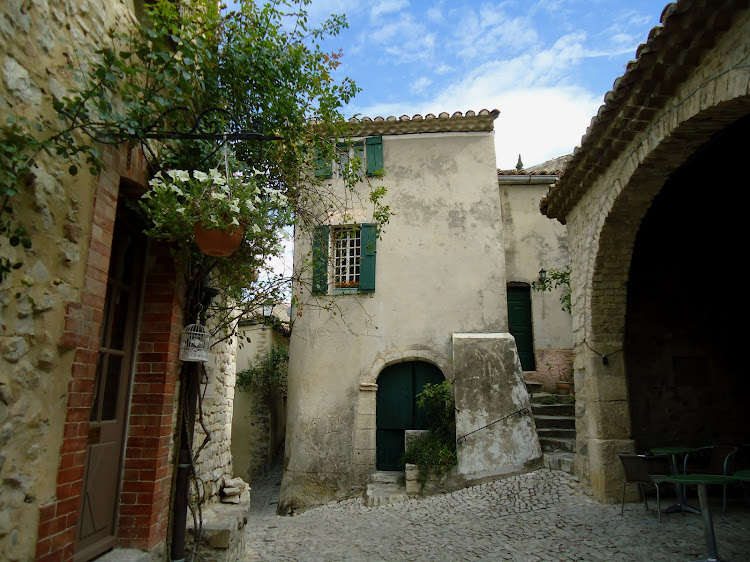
577,98,750,499
625,113,750,450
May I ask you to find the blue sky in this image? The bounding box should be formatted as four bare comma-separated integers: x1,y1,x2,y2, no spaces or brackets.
301,0,668,169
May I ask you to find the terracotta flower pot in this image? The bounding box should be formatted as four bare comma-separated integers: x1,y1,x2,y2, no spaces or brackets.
193,222,244,257
556,381,572,395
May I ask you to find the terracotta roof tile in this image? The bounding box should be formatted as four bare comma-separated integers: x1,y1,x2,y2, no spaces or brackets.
345,109,500,136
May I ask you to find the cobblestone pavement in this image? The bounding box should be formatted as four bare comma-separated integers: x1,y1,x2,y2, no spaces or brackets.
245,469,750,561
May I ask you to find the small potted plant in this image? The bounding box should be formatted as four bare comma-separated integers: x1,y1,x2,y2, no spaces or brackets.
139,167,286,257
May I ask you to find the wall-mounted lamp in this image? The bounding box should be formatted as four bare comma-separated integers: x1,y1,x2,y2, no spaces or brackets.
538,268,547,282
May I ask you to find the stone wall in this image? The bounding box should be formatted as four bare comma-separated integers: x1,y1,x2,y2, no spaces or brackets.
545,4,750,500
193,313,239,504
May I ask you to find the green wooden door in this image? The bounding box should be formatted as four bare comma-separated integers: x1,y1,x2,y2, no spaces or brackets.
507,285,536,371
376,362,444,470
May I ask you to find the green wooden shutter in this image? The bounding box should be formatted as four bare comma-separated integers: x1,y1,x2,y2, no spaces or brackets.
312,225,329,295
315,150,332,179
365,136,383,177
359,223,376,293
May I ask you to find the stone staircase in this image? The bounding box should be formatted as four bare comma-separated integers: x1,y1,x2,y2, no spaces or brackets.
527,383,576,475
364,471,410,507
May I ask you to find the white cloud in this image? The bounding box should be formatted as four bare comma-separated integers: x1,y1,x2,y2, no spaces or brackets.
352,27,603,168
371,15,436,63
410,76,432,93
371,0,409,19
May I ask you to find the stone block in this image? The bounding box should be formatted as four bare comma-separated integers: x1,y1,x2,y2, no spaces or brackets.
587,438,635,502
452,333,541,480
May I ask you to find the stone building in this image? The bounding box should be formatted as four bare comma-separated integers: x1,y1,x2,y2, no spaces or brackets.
540,0,750,501
1,2,237,560
498,157,573,391
280,111,555,512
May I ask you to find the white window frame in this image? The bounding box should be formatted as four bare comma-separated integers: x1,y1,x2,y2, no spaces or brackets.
331,225,361,293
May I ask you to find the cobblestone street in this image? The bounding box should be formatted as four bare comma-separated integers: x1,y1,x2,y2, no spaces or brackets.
244,469,750,561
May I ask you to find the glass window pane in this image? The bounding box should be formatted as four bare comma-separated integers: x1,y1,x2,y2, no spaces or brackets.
109,289,130,350
101,355,123,421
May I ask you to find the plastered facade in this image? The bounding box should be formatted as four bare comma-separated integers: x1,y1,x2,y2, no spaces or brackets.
281,117,542,512
498,177,573,389
541,1,750,501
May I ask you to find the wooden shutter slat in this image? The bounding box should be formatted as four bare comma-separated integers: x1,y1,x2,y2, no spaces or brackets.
312,225,329,294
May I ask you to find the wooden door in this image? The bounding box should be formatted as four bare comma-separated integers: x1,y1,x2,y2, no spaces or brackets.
76,218,145,560
376,362,443,470
507,285,536,371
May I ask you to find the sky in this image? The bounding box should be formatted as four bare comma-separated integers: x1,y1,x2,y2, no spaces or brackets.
300,0,669,169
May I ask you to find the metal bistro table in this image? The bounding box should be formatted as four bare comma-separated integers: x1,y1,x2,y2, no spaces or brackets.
665,474,734,562
651,446,700,514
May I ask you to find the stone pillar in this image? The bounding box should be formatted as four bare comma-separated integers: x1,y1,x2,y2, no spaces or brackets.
452,333,541,480
351,383,377,485
580,351,635,501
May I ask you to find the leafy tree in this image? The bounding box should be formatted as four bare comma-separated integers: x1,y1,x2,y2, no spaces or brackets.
0,0,388,335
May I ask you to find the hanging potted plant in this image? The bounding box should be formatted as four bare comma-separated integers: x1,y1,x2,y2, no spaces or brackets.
139,167,285,257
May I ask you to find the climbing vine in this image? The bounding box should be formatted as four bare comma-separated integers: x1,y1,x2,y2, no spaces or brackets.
403,381,458,488
531,266,571,313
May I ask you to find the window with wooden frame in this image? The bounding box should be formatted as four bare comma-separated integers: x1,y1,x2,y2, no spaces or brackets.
312,223,377,295
315,136,384,179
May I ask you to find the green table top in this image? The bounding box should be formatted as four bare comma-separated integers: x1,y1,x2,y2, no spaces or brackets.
666,474,735,485
651,446,698,455
733,469,750,482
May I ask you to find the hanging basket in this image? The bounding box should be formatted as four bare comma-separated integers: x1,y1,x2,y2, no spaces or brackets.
179,322,210,363
193,222,244,257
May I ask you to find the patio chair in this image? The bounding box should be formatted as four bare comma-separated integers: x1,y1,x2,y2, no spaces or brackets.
618,453,669,522
683,445,738,512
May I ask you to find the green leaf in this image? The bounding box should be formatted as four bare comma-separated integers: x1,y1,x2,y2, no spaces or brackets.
68,165,78,176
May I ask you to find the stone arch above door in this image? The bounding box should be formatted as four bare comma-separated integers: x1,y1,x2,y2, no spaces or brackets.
363,347,452,387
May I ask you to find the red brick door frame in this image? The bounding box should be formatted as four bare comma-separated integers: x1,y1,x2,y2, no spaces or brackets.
36,146,184,561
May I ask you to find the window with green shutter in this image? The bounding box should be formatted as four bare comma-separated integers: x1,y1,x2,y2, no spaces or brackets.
366,136,383,176
311,223,376,295
314,136,382,179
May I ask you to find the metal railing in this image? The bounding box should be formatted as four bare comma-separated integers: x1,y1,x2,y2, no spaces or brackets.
456,407,530,445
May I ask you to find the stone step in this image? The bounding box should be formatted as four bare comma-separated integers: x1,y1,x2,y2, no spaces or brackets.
525,381,543,395
531,403,575,416
544,451,576,475
529,392,575,405
370,471,404,485
533,415,576,430
540,437,576,453
364,482,409,507
537,427,576,439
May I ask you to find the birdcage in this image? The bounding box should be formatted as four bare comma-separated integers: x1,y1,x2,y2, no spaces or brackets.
179,322,210,363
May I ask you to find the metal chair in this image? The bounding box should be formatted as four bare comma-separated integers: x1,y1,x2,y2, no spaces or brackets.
618,453,669,522
683,445,738,512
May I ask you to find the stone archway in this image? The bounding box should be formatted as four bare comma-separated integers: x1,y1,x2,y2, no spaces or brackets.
625,114,750,451
578,99,750,499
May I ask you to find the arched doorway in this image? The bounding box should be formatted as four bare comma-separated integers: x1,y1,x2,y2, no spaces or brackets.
625,114,750,449
376,361,444,471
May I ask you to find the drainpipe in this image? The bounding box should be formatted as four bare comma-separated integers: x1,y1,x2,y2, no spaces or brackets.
496,174,558,185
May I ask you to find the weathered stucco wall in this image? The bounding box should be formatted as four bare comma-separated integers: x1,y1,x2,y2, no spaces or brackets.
0,2,145,559
453,334,541,479
282,130,510,511
558,7,750,501
499,181,572,389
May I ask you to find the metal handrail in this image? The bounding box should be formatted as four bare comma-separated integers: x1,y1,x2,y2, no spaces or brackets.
456,407,530,444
